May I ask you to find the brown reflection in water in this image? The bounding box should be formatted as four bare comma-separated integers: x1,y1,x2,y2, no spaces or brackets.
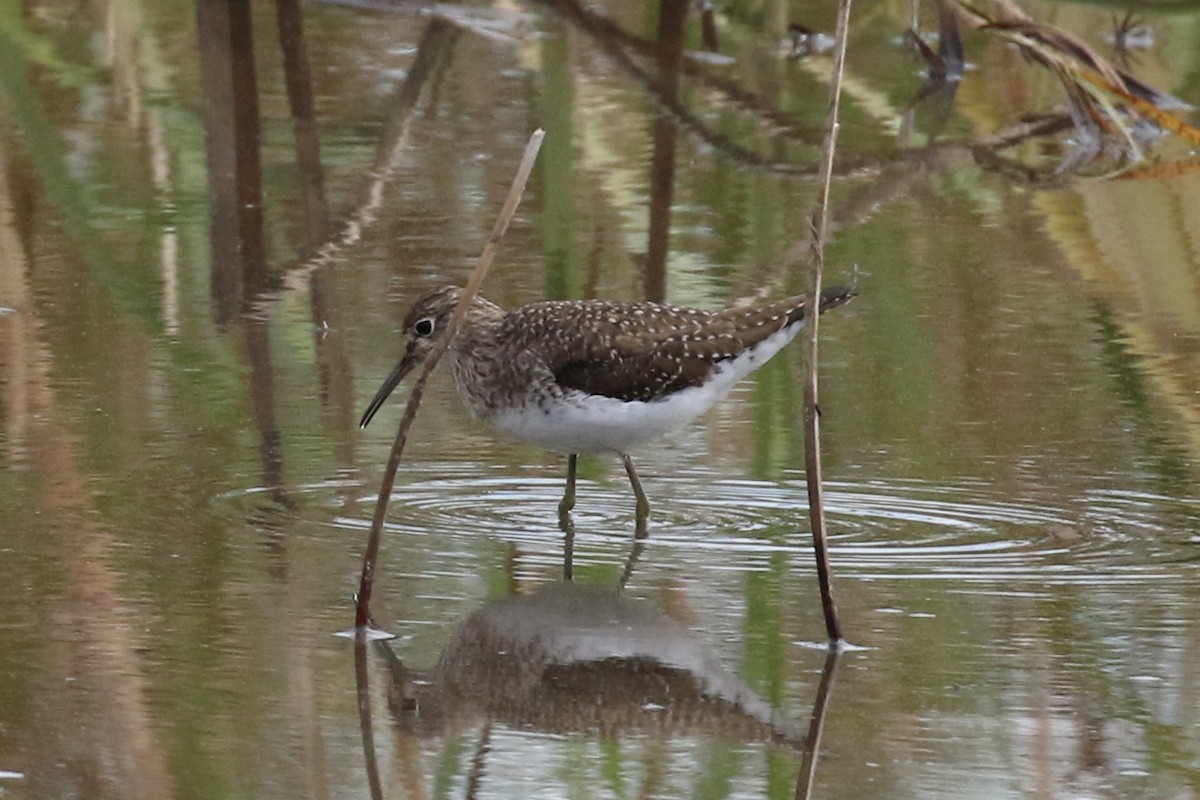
354,638,385,800
356,581,843,795
204,12,464,548
275,0,357,452
794,647,840,800
366,583,826,793
272,18,461,299
198,0,293,503
240,16,462,457
391,583,796,740
644,0,688,302
310,270,357,452
0,139,177,800
899,4,964,147
699,1,720,52
243,316,288,506
276,0,330,250
193,9,341,786
193,31,344,795
198,0,269,321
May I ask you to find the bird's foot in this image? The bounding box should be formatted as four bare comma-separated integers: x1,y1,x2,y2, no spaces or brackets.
633,501,650,540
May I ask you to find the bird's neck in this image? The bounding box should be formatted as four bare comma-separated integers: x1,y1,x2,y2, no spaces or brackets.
447,303,508,419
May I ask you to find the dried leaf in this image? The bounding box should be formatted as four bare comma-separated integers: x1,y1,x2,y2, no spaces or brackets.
1115,155,1200,180
1078,70,1200,146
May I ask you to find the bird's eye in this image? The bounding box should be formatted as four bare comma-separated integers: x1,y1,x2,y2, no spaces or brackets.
414,317,435,337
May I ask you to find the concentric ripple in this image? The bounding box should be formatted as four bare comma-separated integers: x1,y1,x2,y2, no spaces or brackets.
214,463,1200,587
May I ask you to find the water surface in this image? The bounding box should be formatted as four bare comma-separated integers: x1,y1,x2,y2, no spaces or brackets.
0,1,1199,798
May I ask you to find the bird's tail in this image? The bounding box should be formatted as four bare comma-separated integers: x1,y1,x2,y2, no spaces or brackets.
818,285,856,313
786,286,857,325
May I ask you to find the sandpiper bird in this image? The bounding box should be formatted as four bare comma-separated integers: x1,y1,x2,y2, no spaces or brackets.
360,285,854,531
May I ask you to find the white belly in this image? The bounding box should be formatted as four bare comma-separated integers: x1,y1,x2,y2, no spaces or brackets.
488,321,801,454
492,388,713,454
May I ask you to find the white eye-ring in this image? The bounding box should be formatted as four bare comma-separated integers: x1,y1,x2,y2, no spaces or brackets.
414,317,435,337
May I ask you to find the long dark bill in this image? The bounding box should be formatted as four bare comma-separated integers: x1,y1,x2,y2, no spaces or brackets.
359,349,419,429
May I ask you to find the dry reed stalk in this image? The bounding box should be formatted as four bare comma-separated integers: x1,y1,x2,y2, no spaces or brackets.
801,0,852,644
354,129,546,630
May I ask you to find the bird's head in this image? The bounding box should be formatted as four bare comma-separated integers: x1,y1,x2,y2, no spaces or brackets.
358,286,466,429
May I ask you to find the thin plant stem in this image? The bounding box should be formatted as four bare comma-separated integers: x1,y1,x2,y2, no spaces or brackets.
801,0,852,645
353,128,546,629
353,636,384,800
793,646,842,800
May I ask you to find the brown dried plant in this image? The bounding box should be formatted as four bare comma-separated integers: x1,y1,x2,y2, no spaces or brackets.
955,0,1199,174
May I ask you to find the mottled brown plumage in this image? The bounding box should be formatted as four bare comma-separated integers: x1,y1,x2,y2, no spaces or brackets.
518,294,841,402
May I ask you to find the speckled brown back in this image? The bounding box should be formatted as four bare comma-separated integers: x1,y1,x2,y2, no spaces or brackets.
499,288,853,401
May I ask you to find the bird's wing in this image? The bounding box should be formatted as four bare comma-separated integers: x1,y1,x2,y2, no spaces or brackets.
502,297,812,402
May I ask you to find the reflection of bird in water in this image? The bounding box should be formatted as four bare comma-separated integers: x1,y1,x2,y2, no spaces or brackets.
378,582,801,745
360,286,854,532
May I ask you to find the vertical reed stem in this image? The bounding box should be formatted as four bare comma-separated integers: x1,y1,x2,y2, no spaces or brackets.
354,129,545,629
802,0,852,644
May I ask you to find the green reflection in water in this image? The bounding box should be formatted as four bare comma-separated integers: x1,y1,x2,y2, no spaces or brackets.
536,26,584,302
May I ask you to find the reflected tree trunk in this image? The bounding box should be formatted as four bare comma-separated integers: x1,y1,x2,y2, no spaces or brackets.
276,0,329,250
699,0,719,52
197,0,268,321
272,19,461,298
310,271,357,454
643,0,688,302
243,317,288,505
274,0,357,452
197,0,286,505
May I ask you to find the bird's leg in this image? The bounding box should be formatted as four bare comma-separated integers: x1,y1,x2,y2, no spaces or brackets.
621,452,650,538
558,453,578,520
620,540,645,589
559,514,575,581
558,455,579,580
